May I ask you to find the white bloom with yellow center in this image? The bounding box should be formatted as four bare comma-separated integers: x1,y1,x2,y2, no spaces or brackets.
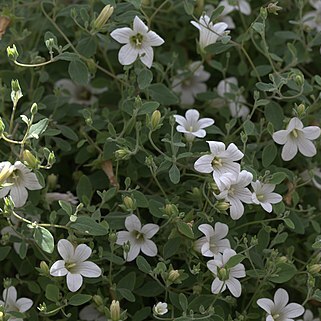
50,239,101,292
110,15,164,68
272,117,321,161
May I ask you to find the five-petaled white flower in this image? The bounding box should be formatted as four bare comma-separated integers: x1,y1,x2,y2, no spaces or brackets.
194,222,231,257
194,141,244,190
217,77,249,119
251,180,283,213
214,170,253,220
116,214,159,262
0,286,33,321
207,249,246,298
172,61,210,105
219,0,251,16
303,0,321,32
50,239,102,292
0,161,42,208
191,14,228,50
257,288,304,321
298,309,320,321
272,117,321,161
110,15,164,68
153,302,168,316
174,109,214,142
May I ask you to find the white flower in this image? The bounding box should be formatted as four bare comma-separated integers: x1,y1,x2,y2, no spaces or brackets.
153,302,168,316
207,249,246,298
217,77,249,119
79,304,107,321
257,288,304,321
194,141,244,190
303,0,321,32
298,309,320,321
46,192,78,205
50,239,102,292
191,14,228,50
0,286,33,321
174,109,214,142
205,4,236,28
214,170,253,220
219,0,251,16
55,79,107,106
172,61,210,105
116,214,159,262
0,161,42,208
194,222,230,257
251,180,283,213
110,15,164,68
272,117,321,161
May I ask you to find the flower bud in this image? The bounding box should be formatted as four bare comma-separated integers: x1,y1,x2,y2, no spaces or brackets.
11,79,23,105
48,152,56,166
149,110,162,131
3,278,11,289
40,261,50,275
267,2,282,15
93,295,104,307
217,267,229,281
0,310,4,321
0,117,5,136
208,182,220,194
193,284,202,295
7,44,19,61
92,5,114,32
108,232,117,244
3,197,15,216
110,300,120,321
168,269,180,282
215,200,230,212
153,302,168,316
163,203,179,217
23,150,39,169
47,174,58,189
114,148,132,160
295,74,304,86
260,7,268,19
31,103,38,115
308,264,321,275
122,196,136,212
45,38,55,51
141,0,151,6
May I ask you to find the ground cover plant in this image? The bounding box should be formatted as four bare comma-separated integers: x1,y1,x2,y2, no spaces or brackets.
1,0,321,320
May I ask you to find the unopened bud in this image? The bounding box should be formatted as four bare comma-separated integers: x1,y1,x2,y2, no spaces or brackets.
215,200,230,212
267,2,282,15
45,38,55,51
31,103,38,115
276,256,288,264
48,152,56,166
0,310,3,321
208,182,220,194
114,148,132,160
190,187,202,199
108,232,117,244
3,278,11,289
93,295,104,307
86,58,97,74
260,7,268,19
110,300,120,321
11,79,23,105
308,264,321,274
168,269,180,282
0,117,5,136
217,267,229,281
164,204,178,216
93,5,114,32
40,261,50,275
47,174,58,189
7,44,19,61
122,196,136,211
295,74,304,86
149,110,162,131
0,162,13,185
23,150,39,169
3,196,15,215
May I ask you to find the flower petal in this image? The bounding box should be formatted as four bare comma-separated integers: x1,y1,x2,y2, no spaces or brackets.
297,137,317,157
198,118,215,128
174,115,187,126
198,224,214,238
302,126,321,139
15,298,33,312
10,185,28,208
141,223,159,238
110,27,133,44
211,277,225,294
3,286,17,306
75,261,101,277
281,138,298,161
194,155,214,173
139,45,154,68
74,244,92,263
274,288,289,311
214,222,229,239
146,30,164,46
22,172,42,190
50,260,68,276
257,298,274,314
67,272,83,292
141,239,158,257
118,43,138,66
116,231,131,245
58,239,75,261
207,141,226,155
282,303,304,318
225,143,244,161
226,278,242,297
229,197,244,220
125,214,141,232
133,16,148,34
126,241,141,262
273,130,288,145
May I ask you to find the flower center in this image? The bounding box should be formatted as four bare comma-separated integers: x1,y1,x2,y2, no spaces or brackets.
65,262,77,271
272,314,280,320
257,194,265,201
131,33,144,48
228,187,235,196
217,267,229,281
134,231,145,241
291,129,298,138
212,157,222,167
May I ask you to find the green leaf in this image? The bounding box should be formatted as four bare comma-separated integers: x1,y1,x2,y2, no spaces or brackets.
269,263,297,283
163,237,181,259
0,246,11,261
243,120,256,135
45,284,60,302
205,42,234,54
33,226,54,253
256,82,275,92
125,0,141,9
69,294,92,306
312,289,321,302
76,36,97,58
136,255,151,273
183,0,194,15
56,125,78,141
28,118,49,139
264,102,284,130
117,288,135,302
284,218,295,229
148,84,179,105
70,216,108,236
56,52,79,61
269,172,287,184
118,271,136,291
132,307,151,321
210,6,224,22
138,69,153,89
312,235,321,249
177,221,194,239
68,59,89,86
225,254,245,269
149,199,164,218
59,200,72,216
137,101,159,115
262,143,277,168
179,293,188,312
169,164,180,184
77,175,93,205
252,22,264,34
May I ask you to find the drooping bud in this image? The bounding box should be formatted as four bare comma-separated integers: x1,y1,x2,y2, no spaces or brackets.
110,300,120,321
114,148,132,160
92,5,114,33
7,44,19,61
23,150,39,169
308,264,321,275
11,79,23,105
215,200,230,212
